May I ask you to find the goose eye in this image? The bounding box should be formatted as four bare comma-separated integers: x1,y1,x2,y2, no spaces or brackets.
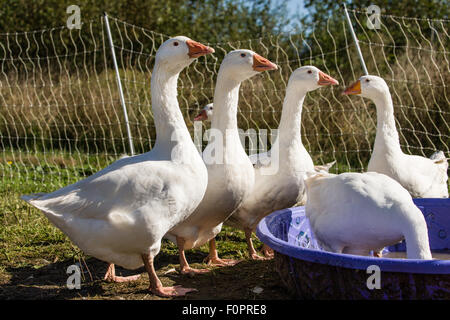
307,70,312,74
240,53,246,58
366,79,370,82
173,42,179,46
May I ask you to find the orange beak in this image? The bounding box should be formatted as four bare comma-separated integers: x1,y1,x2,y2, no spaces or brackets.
343,80,361,95
194,109,208,121
186,40,215,58
318,71,339,86
252,54,278,72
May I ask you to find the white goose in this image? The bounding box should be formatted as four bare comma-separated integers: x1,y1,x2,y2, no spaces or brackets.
344,75,448,198
194,103,214,121
194,67,338,259
304,171,432,259
165,50,278,273
225,66,338,259
21,36,214,297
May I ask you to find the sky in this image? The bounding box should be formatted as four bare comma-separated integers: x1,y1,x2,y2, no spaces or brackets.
274,0,306,30
245,0,306,22
286,0,305,14
242,0,307,29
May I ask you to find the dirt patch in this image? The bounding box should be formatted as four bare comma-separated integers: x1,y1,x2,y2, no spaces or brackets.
0,252,292,300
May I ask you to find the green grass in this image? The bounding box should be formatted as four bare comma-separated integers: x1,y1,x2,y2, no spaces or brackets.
0,152,291,300
2,151,446,299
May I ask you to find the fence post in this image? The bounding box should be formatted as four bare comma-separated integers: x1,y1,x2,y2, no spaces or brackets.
103,12,135,156
343,4,369,75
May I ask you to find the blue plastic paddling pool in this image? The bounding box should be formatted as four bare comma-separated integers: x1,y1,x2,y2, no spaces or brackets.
256,198,450,299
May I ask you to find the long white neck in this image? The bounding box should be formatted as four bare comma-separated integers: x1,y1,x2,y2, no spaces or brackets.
151,62,193,156
209,75,242,155
403,212,432,259
211,76,240,131
271,85,307,162
372,91,403,156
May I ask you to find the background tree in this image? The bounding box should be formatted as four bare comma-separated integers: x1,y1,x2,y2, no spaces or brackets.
0,0,291,42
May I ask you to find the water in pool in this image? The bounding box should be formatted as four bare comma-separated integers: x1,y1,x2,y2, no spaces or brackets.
382,251,450,260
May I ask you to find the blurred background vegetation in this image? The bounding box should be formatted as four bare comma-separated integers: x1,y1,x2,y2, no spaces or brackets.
0,0,290,42
0,0,447,49
0,0,448,189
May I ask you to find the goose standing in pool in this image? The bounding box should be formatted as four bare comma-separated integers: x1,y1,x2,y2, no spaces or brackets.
165,50,278,273
344,75,448,198
21,36,214,297
304,171,432,259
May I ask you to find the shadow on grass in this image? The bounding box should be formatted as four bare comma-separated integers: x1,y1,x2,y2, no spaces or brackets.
1,258,106,299
0,249,291,300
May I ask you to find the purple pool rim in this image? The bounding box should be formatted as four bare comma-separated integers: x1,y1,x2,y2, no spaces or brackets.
256,199,450,275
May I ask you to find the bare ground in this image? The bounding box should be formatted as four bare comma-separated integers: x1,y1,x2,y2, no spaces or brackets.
0,246,292,300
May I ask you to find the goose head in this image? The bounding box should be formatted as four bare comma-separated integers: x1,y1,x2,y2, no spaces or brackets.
155,36,214,74
288,66,339,91
194,103,214,121
343,75,390,101
218,49,278,83
194,66,337,121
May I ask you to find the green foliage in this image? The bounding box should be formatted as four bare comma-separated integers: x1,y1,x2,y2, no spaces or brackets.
300,0,449,26
297,0,449,61
0,0,290,42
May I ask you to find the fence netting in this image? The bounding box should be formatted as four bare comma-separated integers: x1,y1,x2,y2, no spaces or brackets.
0,9,448,194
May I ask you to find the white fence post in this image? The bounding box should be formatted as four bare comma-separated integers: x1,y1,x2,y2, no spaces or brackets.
103,12,135,156
343,4,369,75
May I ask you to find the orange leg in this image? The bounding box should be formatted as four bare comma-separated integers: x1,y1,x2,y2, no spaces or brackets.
176,236,210,276
141,253,197,297
261,243,274,259
206,238,240,266
373,250,383,257
103,263,141,283
245,228,267,260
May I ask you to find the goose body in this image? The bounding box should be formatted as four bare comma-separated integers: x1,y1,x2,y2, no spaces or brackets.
22,36,214,296
165,50,277,271
344,75,448,198
168,141,255,250
305,172,432,259
369,149,448,198
248,143,321,176
22,153,205,268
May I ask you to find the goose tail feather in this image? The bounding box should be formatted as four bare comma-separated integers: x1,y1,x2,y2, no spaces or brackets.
21,193,48,203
